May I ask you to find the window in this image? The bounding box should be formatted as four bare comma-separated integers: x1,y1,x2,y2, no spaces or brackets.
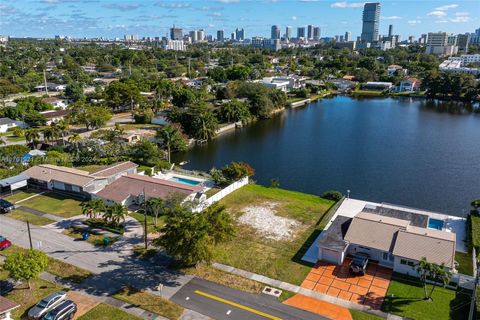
400,259,407,265
407,261,415,267
382,252,389,260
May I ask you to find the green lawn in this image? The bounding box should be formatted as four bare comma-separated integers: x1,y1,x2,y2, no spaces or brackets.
78,304,142,320
349,310,385,320
470,212,480,251
7,209,55,225
382,274,471,320
129,211,165,235
113,286,184,320
213,184,334,285
17,192,83,218
455,251,474,276
3,190,39,203
352,90,385,96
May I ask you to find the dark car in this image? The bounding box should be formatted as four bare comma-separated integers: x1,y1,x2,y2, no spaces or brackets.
349,253,369,275
42,300,77,320
0,199,14,213
0,235,12,251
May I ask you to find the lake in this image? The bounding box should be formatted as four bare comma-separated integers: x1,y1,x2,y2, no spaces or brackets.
173,96,480,216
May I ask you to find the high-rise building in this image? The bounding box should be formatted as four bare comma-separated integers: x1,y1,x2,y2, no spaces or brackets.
388,24,393,37
360,2,380,43
217,30,224,42
271,25,281,40
471,28,480,45
457,33,470,53
197,29,205,42
189,31,197,43
307,25,314,40
235,28,244,41
285,26,292,40
425,32,458,56
313,27,321,41
345,31,352,42
164,40,185,51
297,27,306,38
231,32,235,40
170,26,183,40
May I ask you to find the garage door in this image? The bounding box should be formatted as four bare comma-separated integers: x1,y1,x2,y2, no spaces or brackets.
322,248,340,264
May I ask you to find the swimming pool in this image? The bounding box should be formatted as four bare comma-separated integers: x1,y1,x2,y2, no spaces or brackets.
428,218,444,230
171,176,201,186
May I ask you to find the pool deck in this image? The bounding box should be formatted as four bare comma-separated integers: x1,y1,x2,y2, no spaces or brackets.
153,172,215,189
302,198,467,264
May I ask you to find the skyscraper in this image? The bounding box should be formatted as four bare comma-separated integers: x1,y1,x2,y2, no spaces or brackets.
235,28,244,41
360,2,380,43
297,27,306,38
345,31,352,42
217,30,224,42
197,29,205,41
170,26,183,40
388,24,393,37
313,27,320,41
307,25,314,40
271,25,281,40
285,26,292,40
189,31,197,42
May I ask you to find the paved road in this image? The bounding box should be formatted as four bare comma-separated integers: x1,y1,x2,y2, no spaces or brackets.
0,215,193,298
171,278,326,320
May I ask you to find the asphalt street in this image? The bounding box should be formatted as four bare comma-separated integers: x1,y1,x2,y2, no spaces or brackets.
171,278,326,320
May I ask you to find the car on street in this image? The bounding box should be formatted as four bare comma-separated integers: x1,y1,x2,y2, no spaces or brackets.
0,199,14,213
42,300,77,320
0,236,12,251
349,252,369,275
27,291,67,319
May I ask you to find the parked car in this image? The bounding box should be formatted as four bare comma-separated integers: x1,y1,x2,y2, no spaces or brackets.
0,199,14,213
27,291,67,319
0,235,12,251
349,252,369,275
42,300,77,320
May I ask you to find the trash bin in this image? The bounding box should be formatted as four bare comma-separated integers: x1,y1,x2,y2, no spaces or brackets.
103,237,110,246
82,232,90,241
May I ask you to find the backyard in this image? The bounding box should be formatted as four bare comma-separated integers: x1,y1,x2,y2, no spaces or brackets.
214,184,334,285
381,274,471,320
5,191,83,218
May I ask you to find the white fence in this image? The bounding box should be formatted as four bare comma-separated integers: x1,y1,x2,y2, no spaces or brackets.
192,176,249,212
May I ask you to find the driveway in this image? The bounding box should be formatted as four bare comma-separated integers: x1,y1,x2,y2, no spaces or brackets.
301,258,392,309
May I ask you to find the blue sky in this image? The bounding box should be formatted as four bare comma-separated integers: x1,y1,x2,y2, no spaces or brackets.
0,0,478,39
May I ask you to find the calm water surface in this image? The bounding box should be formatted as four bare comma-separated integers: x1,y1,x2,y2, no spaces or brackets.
173,96,480,215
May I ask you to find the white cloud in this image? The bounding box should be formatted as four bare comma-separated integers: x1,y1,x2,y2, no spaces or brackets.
407,20,421,25
331,2,364,8
291,15,297,20
455,12,469,16
450,15,471,23
435,4,458,11
428,10,447,17
216,0,240,3
381,16,402,20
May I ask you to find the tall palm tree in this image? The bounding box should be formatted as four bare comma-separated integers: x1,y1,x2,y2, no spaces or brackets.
146,198,164,226
81,199,106,220
156,124,187,163
68,133,81,151
104,203,127,226
55,120,70,145
25,128,40,148
43,127,54,143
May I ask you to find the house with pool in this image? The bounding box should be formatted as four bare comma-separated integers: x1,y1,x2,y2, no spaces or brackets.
307,200,467,278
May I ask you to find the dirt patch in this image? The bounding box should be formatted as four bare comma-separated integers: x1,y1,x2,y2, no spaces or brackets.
67,291,99,319
237,202,301,241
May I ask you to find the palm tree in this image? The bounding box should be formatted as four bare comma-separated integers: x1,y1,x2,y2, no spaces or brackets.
104,203,127,226
146,198,164,226
416,257,452,301
55,120,70,145
25,128,40,148
42,127,55,143
68,133,81,150
156,124,187,163
191,105,218,141
81,199,106,220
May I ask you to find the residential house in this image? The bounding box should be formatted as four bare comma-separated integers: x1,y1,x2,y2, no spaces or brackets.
395,78,421,93
89,161,138,184
361,82,393,91
317,209,457,277
42,97,68,109
0,296,20,320
33,83,66,92
387,65,407,76
40,110,71,125
0,118,27,133
95,174,204,207
259,76,308,92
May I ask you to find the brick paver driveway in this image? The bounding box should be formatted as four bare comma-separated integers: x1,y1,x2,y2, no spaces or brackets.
301,258,392,309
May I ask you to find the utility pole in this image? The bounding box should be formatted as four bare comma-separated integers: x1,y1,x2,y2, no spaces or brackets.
43,69,49,97
143,188,148,249
27,220,33,250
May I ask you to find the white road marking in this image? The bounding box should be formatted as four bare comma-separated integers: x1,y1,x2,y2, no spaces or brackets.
226,310,232,315
186,297,190,301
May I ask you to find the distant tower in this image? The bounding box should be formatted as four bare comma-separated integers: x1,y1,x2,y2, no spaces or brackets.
297,26,306,38
307,25,314,40
388,24,393,37
170,25,183,40
360,2,380,42
313,27,320,41
217,30,224,42
345,31,352,42
271,25,281,40
285,26,292,40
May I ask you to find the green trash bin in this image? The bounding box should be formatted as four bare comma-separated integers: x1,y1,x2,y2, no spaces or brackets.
103,237,110,246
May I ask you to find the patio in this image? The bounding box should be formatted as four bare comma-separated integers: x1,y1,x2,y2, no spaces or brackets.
301,258,392,310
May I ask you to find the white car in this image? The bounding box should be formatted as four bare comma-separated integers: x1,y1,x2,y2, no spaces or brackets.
27,291,67,319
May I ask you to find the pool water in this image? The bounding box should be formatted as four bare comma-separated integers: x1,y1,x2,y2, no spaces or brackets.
428,218,444,230
171,176,201,186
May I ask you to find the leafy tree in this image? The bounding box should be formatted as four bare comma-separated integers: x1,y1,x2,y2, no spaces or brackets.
65,82,85,102
146,198,165,226
69,102,112,130
172,87,198,109
322,191,343,202
220,99,251,123
24,111,47,127
156,124,188,163
212,162,255,185
3,250,48,289
133,107,154,124
416,257,452,301
203,203,235,245
105,81,142,111
12,127,24,137
129,139,165,167
81,199,106,219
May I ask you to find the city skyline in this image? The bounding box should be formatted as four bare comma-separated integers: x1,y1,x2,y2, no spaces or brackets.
1,0,478,39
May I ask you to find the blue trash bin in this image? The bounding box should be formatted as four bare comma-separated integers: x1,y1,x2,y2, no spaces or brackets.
82,232,90,240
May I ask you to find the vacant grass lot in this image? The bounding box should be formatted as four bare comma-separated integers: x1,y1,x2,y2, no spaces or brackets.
0,245,92,283
214,184,334,285
382,274,471,320
78,304,142,320
4,190,39,203
0,269,64,320
7,209,55,225
17,192,83,218
114,286,184,320
455,251,474,276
